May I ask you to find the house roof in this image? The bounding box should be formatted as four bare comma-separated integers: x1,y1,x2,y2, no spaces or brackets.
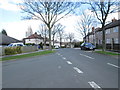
83,19,120,39
95,27,102,32
94,19,120,32
104,19,120,29
25,33,44,39
0,33,20,45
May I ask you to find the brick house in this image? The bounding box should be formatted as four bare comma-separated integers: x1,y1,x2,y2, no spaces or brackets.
85,19,120,51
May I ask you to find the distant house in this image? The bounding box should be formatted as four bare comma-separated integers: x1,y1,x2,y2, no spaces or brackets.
85,19,120,51
23,32,44,45
0,33,20,45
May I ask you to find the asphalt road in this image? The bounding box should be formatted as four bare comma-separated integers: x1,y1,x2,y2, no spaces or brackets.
2,48,119,89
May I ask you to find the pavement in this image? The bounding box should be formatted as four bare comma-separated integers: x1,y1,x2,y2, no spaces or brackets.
2,48,119,89
94,49,119,59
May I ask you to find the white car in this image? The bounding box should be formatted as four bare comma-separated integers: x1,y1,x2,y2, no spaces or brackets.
54,45,59,49
8,43,25,47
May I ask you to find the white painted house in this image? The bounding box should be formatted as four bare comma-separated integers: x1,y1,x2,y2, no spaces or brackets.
24,32,44,45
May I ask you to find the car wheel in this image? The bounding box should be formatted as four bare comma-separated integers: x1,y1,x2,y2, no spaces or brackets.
81,47,83,50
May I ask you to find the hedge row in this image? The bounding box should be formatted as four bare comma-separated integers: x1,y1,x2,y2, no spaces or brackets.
5,46,22,55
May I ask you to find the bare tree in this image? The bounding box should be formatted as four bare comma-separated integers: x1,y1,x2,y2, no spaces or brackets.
20,0,79,50
63,33,68,42
38,24,48,46
52,23,63,46
56,24,65,47
76,10,93,43
67,33,74,44
89,0,120,51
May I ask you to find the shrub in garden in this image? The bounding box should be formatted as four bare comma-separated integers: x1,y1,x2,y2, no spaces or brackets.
5,46,22,55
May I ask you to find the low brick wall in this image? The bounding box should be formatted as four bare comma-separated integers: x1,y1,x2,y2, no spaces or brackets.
0,47,5,56
0,46,38,56
43,46,49,49
21,46,38,53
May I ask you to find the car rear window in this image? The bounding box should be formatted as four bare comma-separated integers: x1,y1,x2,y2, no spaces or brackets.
85,43,92,46
17,44,23,46
8,44,13,46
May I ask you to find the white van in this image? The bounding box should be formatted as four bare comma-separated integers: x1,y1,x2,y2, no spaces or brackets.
8,43,25,47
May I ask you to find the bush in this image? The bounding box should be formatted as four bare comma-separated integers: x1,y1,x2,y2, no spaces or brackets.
5,46,22,55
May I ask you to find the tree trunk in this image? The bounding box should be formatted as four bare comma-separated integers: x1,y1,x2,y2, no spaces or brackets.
102,27,106,51
53,35,55,47
60,37,62,48
88,36,89,43
111,38,114,50
70,39,72,48
48,27,52,50
84,37,86,43
119,26,120,53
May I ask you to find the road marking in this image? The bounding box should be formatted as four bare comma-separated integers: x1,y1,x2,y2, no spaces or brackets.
57,53,60,55
73,67,83,73
80,53,94,59
107,63,120,68
88,81,102,90
60,55,63,57
58,66,61,69
74,48,80,49
66,61,72,64
62,57,66,60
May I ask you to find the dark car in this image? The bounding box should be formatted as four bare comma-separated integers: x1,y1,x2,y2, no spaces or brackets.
80,43,96,50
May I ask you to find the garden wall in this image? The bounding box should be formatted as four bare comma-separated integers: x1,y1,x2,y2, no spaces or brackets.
0,46,38,56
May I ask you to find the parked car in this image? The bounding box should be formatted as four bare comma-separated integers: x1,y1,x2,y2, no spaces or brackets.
54,45,59,49
7,43,25,47
80,42,96,50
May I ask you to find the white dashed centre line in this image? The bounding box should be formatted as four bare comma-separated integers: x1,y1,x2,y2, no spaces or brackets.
74,48,80,49
73,67,83,74
88,81,102,89
62,57,66,60
58,66,61,69
107,63,120,68
66,61,72,64
80,53,95,59
58,53,60,55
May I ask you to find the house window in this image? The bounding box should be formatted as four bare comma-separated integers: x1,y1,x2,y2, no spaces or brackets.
99,31,102,34
106,39,111,43
106,29,110,34
113,27,118,32
114,38,118,44
99,40,102,44
99,40,101,44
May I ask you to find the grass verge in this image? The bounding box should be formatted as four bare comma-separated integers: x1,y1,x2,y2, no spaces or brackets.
1,50,55,61
95,51,120,55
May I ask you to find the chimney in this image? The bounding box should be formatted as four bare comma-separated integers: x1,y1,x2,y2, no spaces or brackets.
35,32,37,34
112,18,117,22
92,27,95,32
